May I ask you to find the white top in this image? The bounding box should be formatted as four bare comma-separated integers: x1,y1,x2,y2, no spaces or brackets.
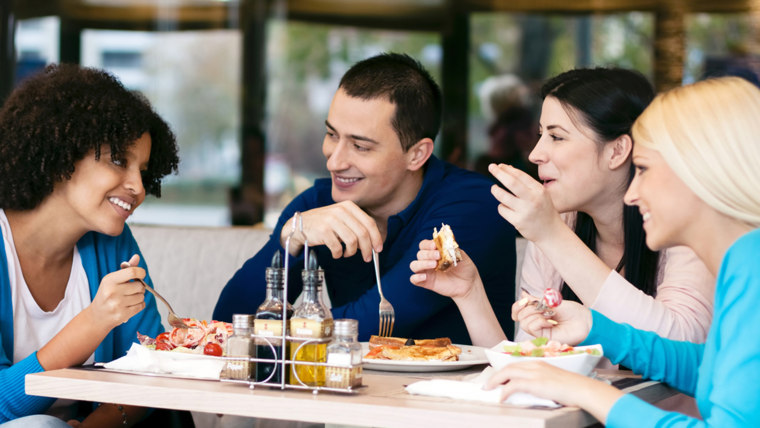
0,209,93,418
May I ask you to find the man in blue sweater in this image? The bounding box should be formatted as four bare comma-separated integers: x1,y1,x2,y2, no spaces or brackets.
214,53,516,344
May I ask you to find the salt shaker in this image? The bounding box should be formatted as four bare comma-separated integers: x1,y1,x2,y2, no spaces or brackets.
224,313,255,380
325,319,362,389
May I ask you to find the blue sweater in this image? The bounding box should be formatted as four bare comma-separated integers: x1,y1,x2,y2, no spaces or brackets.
582,228,760,427
214,155,517,343
0,225,163,422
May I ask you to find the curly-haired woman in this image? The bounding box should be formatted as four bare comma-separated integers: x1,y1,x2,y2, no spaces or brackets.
0,64,179,427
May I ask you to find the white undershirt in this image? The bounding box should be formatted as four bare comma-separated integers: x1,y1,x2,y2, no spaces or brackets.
0,209,93,419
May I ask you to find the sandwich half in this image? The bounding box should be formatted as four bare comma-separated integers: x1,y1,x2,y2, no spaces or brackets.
433,223,462,271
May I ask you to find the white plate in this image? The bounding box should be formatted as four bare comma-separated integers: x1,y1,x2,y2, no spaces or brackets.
484,340,603,376
361,342,488,372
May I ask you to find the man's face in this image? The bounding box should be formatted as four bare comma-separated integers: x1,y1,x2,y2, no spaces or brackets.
322,88,417,217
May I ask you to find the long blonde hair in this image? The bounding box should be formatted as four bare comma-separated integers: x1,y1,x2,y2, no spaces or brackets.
632,77,760,228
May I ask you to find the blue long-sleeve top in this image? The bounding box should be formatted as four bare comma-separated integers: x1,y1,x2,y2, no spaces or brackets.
0,224,163,422
581,228,760,427
214,155,517,344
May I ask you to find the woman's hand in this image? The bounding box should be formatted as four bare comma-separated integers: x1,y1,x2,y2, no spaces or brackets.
409,239,480,300
411,239,507,347
512,291,592,346
87,254,147,331
484,361,623,422
488,163,565,244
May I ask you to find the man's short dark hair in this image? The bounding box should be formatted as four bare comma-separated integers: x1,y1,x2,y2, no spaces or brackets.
338,53,442,152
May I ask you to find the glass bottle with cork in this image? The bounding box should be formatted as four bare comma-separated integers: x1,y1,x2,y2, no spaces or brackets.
325,318,362,389
254,251,293,384
224,313,255,380
288,250,333,386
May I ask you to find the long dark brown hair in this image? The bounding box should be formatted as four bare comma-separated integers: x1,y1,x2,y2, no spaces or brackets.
541,68,659,300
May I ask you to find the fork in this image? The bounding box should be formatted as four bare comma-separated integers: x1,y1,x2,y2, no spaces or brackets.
120,262,190,329
372,249,395,337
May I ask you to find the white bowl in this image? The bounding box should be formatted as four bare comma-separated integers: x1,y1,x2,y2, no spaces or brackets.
484,340,603,376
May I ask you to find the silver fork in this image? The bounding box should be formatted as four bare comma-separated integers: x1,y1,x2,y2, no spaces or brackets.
372,249,395,337
120,262,189,329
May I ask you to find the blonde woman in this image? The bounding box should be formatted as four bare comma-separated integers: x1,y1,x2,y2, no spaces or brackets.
487,76,760,426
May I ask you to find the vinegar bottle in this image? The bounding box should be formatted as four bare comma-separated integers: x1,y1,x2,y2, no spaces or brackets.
254,251,293,384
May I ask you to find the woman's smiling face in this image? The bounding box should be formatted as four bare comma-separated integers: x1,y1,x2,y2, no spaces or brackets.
624,144,704,251
55,132,151,236
529,96,624,214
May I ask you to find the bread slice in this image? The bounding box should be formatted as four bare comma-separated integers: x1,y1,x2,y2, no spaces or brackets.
433,224,462,271
368,335,411,349
367,344,462,361
414,337,453,347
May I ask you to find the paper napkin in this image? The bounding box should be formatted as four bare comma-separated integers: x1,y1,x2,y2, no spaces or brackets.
405,366,560,408
102,343,226,379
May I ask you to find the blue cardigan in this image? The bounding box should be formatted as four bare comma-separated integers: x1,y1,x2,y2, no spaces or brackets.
582,228,760,427
214,155,517,343
0,224,163,422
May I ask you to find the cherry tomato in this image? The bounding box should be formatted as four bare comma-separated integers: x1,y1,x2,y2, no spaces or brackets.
203,342,223,356
156,342,173,351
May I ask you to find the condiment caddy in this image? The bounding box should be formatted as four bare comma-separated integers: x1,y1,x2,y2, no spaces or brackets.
220,212,364,394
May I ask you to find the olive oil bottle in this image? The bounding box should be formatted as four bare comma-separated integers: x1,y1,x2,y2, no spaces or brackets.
254,251,293,384
289,251,333,386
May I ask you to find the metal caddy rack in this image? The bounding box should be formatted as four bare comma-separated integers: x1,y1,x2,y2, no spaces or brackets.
220,212,363,395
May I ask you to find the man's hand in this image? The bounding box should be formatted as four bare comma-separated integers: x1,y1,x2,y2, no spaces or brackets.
280,201,383,262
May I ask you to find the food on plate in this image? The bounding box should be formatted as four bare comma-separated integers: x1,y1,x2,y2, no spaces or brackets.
501,337,601,358
367,335,413,348
365,335,462,361
534,288,563,317
137,318,233,356
432,223,462,271
203,342,224,357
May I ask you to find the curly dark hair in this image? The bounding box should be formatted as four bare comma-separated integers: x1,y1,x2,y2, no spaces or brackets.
0,63,179,210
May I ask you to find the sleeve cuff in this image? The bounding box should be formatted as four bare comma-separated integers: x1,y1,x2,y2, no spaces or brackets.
580,310,614,347
607,393,690,428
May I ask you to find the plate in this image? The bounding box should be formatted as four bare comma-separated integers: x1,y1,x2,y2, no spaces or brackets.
361,342,488,372
484,340,603,376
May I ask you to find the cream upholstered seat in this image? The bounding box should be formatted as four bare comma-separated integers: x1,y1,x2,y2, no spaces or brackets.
129,224,272,329
130,224,529,334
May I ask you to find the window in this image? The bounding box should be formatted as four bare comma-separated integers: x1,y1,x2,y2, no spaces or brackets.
14,16,59,84
685,13,760,84
468,12,653,174
262,19,440,226
82,30,242,226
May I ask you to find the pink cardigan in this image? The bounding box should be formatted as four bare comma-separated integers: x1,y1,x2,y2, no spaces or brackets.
517,216,714,343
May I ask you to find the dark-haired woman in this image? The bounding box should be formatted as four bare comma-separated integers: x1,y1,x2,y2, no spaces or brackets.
0,64,179,427
410,68,713,347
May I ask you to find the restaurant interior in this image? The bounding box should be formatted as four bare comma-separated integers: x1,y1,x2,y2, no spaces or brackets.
3,1,759,427
2,0,758,229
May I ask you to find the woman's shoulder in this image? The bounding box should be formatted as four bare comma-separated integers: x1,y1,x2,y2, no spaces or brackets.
728,228,760,252
722,228,760,268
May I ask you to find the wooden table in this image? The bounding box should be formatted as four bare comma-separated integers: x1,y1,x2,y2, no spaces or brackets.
25,367,681,428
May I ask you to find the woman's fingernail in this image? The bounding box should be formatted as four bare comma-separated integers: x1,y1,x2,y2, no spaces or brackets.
517,297,529,307
547,319,559,325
